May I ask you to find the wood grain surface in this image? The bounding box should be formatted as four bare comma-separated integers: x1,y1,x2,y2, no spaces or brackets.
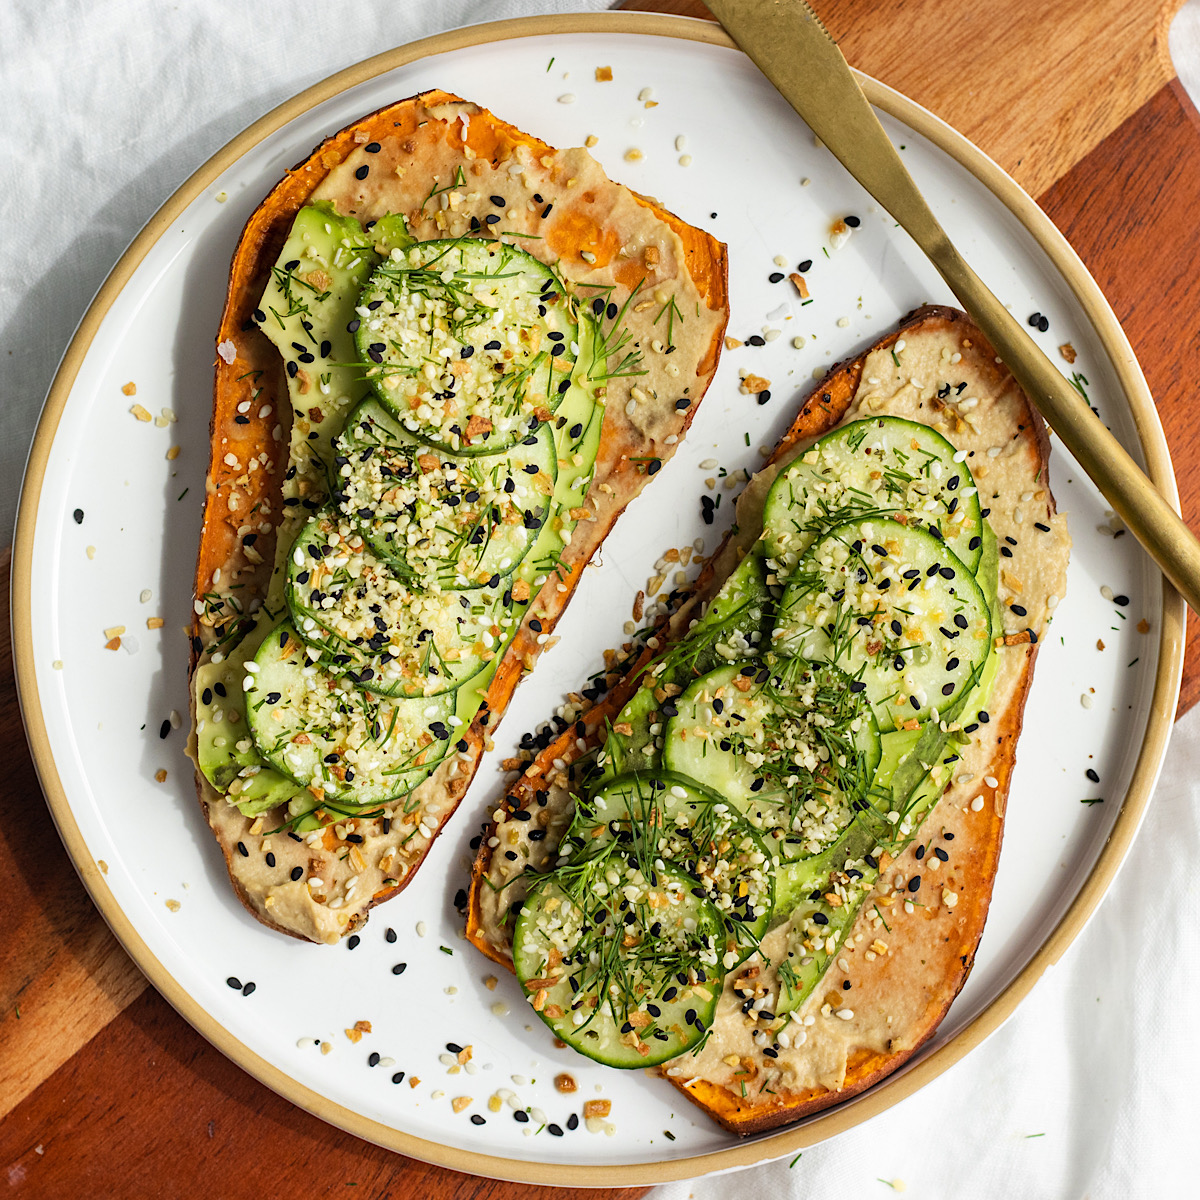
4,0,1198,1194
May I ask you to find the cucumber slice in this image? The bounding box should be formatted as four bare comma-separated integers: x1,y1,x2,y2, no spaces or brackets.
286,511,513,698
561,772,774,968
244,621,454,805
355,239,578,455
774,518,991,729
771,643,998,1014
762,417,983,575
773,726,960,1015
513,855,723,1067
600,553,775,783
332,399,556,589
662,658,880,861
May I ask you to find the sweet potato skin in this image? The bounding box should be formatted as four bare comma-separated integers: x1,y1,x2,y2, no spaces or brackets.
189,90,729,941
466,304,1059,1134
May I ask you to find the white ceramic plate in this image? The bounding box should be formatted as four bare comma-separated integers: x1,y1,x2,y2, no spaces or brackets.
14,14,1184,1186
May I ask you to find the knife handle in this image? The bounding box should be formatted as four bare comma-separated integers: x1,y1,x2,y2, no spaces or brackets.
932,244,1199,613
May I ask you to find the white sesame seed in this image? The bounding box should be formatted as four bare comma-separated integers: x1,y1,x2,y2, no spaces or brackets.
970,796,984,811
416,921,428,937
1081,692,1095,709
558,93,577,104
1100,585,1114,601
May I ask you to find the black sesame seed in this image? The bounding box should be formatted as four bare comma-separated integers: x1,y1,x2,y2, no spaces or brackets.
242,981,256,996
514,1110,529,1124
72,507,84,524
265,852,276,868
355,165,369,180
768,271,785,283
290,866,303,881
392,1071,406,1084
797,258,813,272
236,841,248,858
471,1114,486,1125
915,845,926,860
954,613,968,629
1010,604,1028,616
934,847,950,861
567,1113,579,1130
747,334,766,346
907,876,921,892
365,141,381,153
392,962,407,975
490,195,506,207
844,214,861,227
1114,594,1130,606
368,1051,380,1067
942,682,955,695
1028,312,1043,328
1086,768,1100,783
548,1122,563,1136
347,935,361,950
226,977,242,990
675,397,690,410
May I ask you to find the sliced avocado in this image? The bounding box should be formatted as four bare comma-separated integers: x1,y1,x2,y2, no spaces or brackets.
256,202,379,497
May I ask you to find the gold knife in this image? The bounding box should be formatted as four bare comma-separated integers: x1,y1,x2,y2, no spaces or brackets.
705,0,1200,614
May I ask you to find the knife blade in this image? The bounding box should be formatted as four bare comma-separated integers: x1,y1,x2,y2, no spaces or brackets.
706,0,1200,615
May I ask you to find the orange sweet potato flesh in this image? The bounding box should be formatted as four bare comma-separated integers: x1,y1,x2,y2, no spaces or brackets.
466,304,1056,1134
189,91,728,941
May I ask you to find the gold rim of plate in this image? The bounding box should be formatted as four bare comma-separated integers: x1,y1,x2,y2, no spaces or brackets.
11,11,1186,1186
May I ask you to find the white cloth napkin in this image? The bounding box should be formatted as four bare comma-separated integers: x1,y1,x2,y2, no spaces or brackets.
5,3,1199,1197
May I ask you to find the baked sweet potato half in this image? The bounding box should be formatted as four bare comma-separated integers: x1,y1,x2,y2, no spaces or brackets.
188,90,729,944
466,304,1069,1132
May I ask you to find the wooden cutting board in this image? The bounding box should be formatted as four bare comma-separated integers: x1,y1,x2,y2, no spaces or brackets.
3,0,1198,1193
